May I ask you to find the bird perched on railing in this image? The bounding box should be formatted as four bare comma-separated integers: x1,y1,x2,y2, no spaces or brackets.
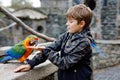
0,35,39,63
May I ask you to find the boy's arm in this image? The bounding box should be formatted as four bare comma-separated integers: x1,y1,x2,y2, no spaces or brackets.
26,34,65,69
48,39,92,70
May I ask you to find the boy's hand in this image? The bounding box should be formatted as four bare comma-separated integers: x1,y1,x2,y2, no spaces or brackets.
27,46,45,51
34,46,45,51
14,64,31,73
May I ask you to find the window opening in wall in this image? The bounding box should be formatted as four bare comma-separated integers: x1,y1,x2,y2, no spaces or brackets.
37,25,44,33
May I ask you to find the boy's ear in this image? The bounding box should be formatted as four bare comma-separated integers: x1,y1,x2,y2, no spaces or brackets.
79,20,85,28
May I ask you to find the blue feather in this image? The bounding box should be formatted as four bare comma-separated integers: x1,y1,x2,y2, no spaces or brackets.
5,49,23,59
5,46,26,59
0,56,13,63
91,40,106,58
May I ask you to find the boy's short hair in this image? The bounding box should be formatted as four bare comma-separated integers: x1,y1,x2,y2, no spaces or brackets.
66,4,93,28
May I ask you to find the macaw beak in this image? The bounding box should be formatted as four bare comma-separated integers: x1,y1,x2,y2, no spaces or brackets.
29,38,39,45
34,38,39,40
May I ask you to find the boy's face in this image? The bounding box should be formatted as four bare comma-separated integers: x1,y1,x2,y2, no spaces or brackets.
66,18,85,33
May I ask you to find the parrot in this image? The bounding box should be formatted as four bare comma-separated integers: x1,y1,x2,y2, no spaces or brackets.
0,35,39,63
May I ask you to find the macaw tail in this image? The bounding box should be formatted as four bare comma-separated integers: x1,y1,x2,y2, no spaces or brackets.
0,56,13,63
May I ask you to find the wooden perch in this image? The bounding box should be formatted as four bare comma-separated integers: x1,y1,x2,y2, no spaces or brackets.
0,7,56,42
0,23,16,31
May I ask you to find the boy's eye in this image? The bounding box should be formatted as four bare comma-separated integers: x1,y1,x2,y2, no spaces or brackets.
70,21,73,23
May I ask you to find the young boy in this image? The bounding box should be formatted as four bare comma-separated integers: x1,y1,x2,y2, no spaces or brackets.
14,4,93,80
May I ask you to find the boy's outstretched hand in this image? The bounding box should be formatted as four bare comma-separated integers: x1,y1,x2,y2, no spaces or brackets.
14,64,31,73
14,46,45,73
27,46,45,51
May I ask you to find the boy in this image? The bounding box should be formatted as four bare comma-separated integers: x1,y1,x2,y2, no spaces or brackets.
14,4,93,80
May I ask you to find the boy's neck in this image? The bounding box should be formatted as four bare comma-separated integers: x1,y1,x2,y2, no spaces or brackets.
78,28,84,33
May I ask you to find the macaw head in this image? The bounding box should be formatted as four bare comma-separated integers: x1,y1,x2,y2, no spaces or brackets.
25,35,39,46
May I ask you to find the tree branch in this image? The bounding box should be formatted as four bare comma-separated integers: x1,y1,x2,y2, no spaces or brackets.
0,6,56,42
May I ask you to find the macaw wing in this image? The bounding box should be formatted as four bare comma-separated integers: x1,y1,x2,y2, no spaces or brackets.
6,44,26,59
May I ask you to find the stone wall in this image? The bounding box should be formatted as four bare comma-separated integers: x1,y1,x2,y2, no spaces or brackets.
101,0,118,39
45,13,66,38
0,18,14,47
92,40,120,69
